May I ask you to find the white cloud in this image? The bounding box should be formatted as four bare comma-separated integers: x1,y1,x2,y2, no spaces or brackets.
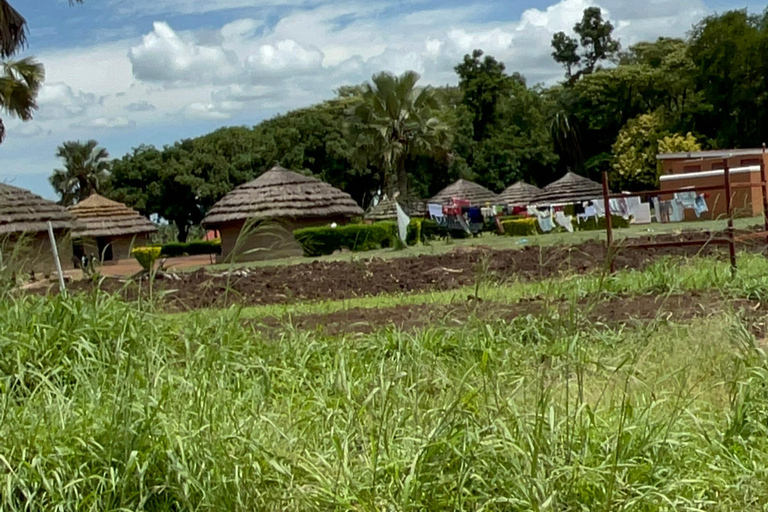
246,39,323,77
10,123,48,139
129,22,240,84
125,101,157,112
35,83,103,121
76,116,137,129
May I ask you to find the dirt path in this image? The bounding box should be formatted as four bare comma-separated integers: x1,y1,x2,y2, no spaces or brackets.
253,293,767,336
56,230,767,310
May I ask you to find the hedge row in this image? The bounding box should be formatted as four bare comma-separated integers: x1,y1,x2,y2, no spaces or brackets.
294,222,398,257
160,239,222,257
500,215,630,236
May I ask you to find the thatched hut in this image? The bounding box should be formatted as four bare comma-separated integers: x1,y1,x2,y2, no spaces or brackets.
68,194,157,263
202,165,364,262
0,183,78,273
429,179,499,206
365,196,426,221
532,172,604,206
499,181,541,207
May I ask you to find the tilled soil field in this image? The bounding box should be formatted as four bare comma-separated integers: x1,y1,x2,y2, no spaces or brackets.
255,292,768,336
62,229,766,310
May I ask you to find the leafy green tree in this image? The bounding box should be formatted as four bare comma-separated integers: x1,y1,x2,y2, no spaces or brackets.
611,112,701,191
688,10,767,148
350,70,450,197
454,49,511,141
0,57,43,143
551,7,620,82
49,140,110,206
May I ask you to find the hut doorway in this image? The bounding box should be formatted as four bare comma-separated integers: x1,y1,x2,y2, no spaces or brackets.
97,237,114,262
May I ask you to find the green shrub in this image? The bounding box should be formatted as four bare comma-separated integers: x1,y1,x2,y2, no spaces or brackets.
160,239,222,257
501,218,539,237
131,246,162,271
294,222,397,257
575,215,630,232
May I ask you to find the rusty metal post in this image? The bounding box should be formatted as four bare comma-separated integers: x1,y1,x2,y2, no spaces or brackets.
723,158,737,273
602,171,614,273
761,143,768,248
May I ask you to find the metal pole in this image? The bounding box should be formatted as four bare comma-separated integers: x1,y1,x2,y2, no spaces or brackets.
723,158,737,273
602,171,614,273
761,143,768,248
47,221,67,295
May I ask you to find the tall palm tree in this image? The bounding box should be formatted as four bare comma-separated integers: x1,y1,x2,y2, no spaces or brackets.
0,57,43,143
351,70,450,197
50,140,110,206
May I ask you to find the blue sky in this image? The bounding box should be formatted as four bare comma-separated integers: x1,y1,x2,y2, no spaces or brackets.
1,0,765,199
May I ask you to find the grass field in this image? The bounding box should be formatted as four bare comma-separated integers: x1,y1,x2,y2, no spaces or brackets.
5,249,768,510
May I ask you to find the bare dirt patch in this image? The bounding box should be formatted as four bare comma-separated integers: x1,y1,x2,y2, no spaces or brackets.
254,293,768,336
55,230,767,310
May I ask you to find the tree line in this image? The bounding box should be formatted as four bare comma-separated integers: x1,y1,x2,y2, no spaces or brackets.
5,5,768,241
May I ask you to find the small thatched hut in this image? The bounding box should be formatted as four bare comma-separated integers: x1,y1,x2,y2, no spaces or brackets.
0,183,79,273
430,179,499,206
202,165,364,262
499,181,541,207
68,194,157,263
532,172,604,206
365,196,426,221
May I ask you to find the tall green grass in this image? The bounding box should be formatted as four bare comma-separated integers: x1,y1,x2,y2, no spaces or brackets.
3,288,768,510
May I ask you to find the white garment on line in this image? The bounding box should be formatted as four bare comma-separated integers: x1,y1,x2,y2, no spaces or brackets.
396,202,410,242
555,211,574,233
427,203,444,219
633,202,652,224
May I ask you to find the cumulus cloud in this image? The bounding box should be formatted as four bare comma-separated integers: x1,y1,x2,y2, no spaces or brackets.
76,116,137,129
129,22,240,84
35,83,103,121
11,123,48,139
246,40,324,78
125,101,158,112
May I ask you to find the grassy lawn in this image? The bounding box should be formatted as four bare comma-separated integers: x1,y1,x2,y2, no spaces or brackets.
5,253,768,510
197,215,767,272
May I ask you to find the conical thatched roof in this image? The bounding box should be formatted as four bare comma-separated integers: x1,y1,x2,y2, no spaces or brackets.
429,179,499,206
532,172,605,205
68,194,157,238
202,165,363,226
499,181,541,207
365,196,427,221
0,183,79,235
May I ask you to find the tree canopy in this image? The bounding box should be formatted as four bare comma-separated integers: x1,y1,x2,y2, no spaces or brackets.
52,6,768,241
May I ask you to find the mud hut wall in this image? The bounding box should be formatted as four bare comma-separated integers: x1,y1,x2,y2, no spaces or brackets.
216,216,352,262
1,231,73,275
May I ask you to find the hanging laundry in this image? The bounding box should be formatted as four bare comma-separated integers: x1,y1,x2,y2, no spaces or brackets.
651,198,662,223
467,207,484,224
633,203,652,224
395,203,410,243
427,203,444,219
555,211,574,233
694,195,709,218
669,199,685,222
481,206,495,218
593,201,606,218
625,196,641,217
537,214,554,233
675,190,697,210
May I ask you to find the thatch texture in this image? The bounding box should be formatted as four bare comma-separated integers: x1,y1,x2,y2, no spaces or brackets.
499,181,541,206
0,183,79,235
429,179,499,206
532,172,605,205
68,194,157,238
202,165,363,226
365,196,427,221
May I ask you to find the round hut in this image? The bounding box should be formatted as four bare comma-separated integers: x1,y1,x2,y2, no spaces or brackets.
532,172,604,206
202,165,364,262
68,194,157,263
365,196,427,221
429,179,499,206
499,181,541,208
0,183,79,273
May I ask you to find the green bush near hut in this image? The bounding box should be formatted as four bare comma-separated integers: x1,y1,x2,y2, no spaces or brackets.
501,218,539,237
160,239,222,257
294,222,398,256
575,215,630,231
